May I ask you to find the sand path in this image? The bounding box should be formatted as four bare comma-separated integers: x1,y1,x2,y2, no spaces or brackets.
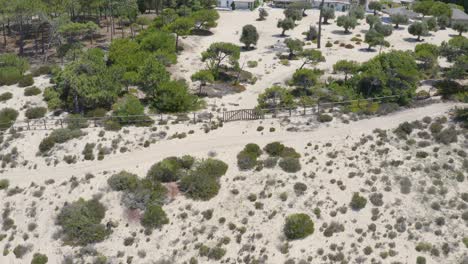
2,102,462,185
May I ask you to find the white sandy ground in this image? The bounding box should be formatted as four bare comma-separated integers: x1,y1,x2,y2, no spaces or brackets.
0,6,467,264
1,101,467,264
174,7,464,110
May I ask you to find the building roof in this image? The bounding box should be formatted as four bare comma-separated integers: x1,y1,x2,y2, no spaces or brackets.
451,8,468,21
383,7,419,19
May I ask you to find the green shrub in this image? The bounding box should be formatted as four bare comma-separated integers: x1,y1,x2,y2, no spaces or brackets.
416,256,426,264
394,121,415,139
196,158,228,178
463,237,468,248
39,128,83,153
18,74,34,87
13,244,29,259
263,157,278,168
112,94,153,126
0,108,19,130
82,143,95,160
179,155,195,169
435,127,458,144
207,246,226,260
247,60,258,68
43,87,62,110
0,179,9,190
279,157,301,173
24,86,41,96
103,119,121,131
237,143,262,170
32,65,53,77
350,192,367,210
280,146,300,158
237,150,258,170
85,108,107,118
325,41,333,47
429,122,443,134
0,92,12,102
244,143,262,156
147,157,183,182
141,204,169,229
25,107,47,119
264,142,285,156
120,179,167,210
0,67,22,85
283,213,314,240
56,198,109,245
318,114,333,122
454,107,467,128
179,173,220,201
31,253,48,264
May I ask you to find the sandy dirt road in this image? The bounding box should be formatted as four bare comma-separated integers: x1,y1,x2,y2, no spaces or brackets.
1,102,463,186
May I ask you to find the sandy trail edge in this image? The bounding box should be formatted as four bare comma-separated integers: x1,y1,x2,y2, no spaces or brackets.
1,102,464,184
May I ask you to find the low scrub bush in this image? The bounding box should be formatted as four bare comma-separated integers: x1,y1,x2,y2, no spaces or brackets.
0,108,19,130
120,179,167,210
0,92,12,102
13,244,30,259
237,143,262,170
196,158,228,178
453,107,468,128
264,142,285,156
0,67,22,85
394,121,414,138
0,179,9,190
24,86,41,96
147,157,185,182
18,74,34,87
141,204,169,229
434,127,458,144
25,107,47,119
350,192,367,210
264,142,300,158
318,114,333,122
56,198,109,245
279,157,301,173
237,151,258,170
38,128,83,153
179,172,220,201
32,65,53,77
31,253,48,264
283,213,314,240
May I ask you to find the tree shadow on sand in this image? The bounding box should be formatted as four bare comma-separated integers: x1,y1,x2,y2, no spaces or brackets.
331,30,353,35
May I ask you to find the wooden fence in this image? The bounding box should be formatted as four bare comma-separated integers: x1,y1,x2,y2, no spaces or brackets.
0,94,410,133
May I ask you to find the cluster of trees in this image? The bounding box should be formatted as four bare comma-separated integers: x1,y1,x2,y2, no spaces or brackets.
45,5,221,116
336,5,365,34
257,49,422,111
0,0,142,56
277,6,306,36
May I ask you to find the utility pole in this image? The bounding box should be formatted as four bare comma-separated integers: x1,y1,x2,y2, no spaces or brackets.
317,0,325,49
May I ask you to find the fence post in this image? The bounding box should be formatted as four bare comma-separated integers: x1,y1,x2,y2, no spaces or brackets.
317,102,320,115
27,120,30,130
60,119,63,128
43,119,47,130
193,113,196,123
289,108,291,117
303,106,306,115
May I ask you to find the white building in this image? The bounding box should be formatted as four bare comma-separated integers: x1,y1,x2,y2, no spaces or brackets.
272,0,351,11
218,0,260,9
